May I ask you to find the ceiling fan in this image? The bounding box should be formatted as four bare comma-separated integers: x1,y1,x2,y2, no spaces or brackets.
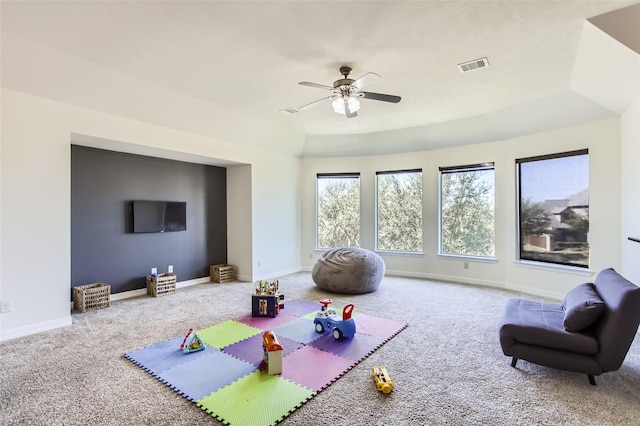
282,66,401,118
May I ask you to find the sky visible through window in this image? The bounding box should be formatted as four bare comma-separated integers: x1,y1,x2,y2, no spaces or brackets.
520,154,588,202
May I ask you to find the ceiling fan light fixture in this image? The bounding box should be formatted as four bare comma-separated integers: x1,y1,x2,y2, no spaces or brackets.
332,96,360,115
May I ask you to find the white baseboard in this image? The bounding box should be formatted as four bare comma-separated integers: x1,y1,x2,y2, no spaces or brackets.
0,316,72,342
253,266,302,282
71,276,212,308
307,267,565,301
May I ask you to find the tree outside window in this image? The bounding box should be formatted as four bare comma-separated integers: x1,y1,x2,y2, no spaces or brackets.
517,150,589,268
440,163,495,257
316,173,360,249
376,170,423,252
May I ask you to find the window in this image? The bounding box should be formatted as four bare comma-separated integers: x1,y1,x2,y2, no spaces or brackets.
316,173,360,249
376,169,423,252
517,150,589,268
440,163,495,257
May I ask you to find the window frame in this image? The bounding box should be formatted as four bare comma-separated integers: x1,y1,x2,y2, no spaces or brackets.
375,168,423,254
438,162,496,259
516,149,589,269
315,172,361,250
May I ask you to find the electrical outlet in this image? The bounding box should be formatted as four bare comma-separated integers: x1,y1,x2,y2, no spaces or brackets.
463,261,469,270
0,300,11,313
151,267,158,275
257,260,261,268
168,265,173,273
309,253,313,259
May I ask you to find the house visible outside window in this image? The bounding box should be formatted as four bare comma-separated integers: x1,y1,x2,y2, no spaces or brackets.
316,173,360,249
439,163,495,257
517,150,589,268
376,169,423,253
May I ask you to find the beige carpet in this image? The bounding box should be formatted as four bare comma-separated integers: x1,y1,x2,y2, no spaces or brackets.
1,273,639,425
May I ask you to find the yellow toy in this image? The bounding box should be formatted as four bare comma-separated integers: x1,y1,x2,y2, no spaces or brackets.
372,366,394,394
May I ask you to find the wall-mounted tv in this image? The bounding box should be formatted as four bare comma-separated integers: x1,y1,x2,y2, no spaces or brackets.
132,200,186,233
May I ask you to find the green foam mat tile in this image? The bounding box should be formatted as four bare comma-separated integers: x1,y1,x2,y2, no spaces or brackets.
197,371,315,426
197,320,262,349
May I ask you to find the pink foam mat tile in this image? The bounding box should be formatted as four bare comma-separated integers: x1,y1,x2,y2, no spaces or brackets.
354,314,409,340
280,345,356,392
309,332,385,361
280,299,320,317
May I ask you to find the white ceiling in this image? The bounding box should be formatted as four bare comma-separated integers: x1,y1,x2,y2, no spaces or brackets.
1,1,638,157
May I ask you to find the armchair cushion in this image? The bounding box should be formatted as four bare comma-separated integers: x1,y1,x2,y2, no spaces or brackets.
562,283,605,332
500,299,598,355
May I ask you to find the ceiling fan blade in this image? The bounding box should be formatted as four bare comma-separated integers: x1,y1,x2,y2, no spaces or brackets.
297,95,335,111
299,81,334,90
361,91,401,103
344,97,357,118
351,72,381,90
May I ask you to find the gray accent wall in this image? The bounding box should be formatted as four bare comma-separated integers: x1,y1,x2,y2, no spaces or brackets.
71,145,227,295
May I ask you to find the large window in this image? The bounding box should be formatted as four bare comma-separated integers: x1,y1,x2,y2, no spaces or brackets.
316,173,360,249
517,150,589,268
440,163,495,257
376,169,423,252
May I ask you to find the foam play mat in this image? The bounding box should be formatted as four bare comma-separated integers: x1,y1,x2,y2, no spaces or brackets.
125,299,407,426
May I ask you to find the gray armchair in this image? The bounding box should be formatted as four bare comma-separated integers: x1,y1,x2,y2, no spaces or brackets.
499,268,640,385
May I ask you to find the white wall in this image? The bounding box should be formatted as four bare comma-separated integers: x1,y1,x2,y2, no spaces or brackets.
0,89,302,340
621,97,640,284
301,118,623,299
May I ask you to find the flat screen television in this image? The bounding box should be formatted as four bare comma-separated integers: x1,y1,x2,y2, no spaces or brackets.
132,200,186,233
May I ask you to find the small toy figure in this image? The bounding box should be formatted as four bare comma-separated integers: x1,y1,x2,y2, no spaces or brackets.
259,330,283,375
372,366,394,394
180,328,205,354
313,300,356,340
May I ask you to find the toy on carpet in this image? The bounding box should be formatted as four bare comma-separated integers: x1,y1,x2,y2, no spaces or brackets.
372,365,394,394
180,328,206,354
313,299,356,341
252,279,285,318
125,299,409,426
259,330,283,375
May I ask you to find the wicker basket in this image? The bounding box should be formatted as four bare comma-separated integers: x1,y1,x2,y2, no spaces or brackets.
210,264,235,283
146,273,177,297
73,283,111,312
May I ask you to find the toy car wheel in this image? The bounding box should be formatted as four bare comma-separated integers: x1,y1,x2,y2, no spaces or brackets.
315,322,324,333
332,328,343,340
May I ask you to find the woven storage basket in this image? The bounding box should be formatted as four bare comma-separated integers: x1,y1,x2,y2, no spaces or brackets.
147,273,177,297
210,264,234,283
73,283,111,312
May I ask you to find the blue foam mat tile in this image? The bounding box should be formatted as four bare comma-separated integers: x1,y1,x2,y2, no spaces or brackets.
124,336,210,375
223,333,304,366
156,349,256,402
272,317,322,344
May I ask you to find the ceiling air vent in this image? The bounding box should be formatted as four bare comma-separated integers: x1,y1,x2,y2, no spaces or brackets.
457,57,490,73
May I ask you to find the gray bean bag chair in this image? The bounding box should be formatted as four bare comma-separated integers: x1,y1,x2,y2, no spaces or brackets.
312,247,385,294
